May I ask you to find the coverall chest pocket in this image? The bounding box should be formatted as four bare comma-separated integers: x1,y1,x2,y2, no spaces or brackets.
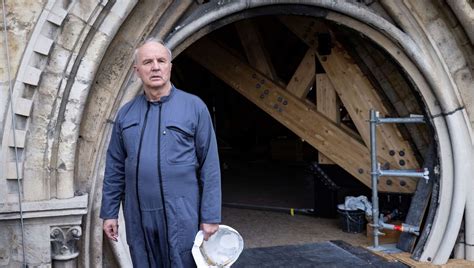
165,121,196,165
121,120,139,156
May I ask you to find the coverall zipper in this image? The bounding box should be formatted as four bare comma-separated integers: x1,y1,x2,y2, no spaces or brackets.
157,102,172,267
136,102,152,265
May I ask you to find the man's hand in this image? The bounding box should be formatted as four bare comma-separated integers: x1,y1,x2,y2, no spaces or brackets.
200,223,219,241
103,219,119,242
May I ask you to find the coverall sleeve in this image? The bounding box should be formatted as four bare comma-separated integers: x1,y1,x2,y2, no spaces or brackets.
100,117,126,219
195,106,222,224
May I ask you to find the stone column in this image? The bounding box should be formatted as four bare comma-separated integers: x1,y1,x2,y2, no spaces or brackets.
50,226,82,268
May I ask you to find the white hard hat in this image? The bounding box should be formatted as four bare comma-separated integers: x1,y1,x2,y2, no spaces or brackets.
192,225,244,267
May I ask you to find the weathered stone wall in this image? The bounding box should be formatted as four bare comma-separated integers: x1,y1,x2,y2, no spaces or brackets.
380,0,474,128
0,0,124,265
0,0,46,200
0,0,472,267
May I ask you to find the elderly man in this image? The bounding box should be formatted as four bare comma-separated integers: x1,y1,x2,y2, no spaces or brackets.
100,38,221,267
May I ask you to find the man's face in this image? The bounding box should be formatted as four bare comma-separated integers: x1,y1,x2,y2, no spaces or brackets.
134,42,172,91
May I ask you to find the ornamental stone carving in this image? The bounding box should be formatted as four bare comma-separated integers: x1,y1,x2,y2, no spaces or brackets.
50,226,82,261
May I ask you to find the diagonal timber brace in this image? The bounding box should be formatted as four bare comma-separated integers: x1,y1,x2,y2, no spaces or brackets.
279,16,420,173
187,37,416,193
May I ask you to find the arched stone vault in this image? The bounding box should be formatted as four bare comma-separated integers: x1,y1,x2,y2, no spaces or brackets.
0,0,472,266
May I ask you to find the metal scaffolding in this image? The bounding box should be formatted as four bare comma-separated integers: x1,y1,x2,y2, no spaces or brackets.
369,109,428,250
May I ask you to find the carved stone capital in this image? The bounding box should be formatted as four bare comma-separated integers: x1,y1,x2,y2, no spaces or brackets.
50,226,82,260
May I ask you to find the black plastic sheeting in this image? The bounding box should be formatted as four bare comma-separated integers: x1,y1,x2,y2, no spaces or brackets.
233,240,408,268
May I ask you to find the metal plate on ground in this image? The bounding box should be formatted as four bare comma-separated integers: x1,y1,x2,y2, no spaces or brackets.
233,241,408,267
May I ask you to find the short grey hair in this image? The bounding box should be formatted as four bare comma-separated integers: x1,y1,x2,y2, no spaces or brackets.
134,37,173,64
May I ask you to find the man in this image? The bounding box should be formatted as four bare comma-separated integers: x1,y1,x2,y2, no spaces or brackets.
100,38,221,267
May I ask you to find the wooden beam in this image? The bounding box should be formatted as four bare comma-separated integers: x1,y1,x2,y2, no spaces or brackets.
286,49,316,98
280,16,420,172
278,16,327,48
186,38,416,193
235,20,278,81
316,74,339,164
321,44,419,170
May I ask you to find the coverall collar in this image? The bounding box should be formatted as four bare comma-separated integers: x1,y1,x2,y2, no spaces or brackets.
144,85,176,103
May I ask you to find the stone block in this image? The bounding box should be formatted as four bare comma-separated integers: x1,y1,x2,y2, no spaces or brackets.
84,31,111,63
47,7,68,26
24,140,48,169
70,0,102,22
76,58,97,83
110,0,136,19
23,224,51,264
19,66,42,86
408,1,439,23
57,15,87,51
46,46,72,74
5,193,19,204
80,85,112,141
0,246,10,266
94,40,133,90
6,162,23,179
0,225,13,266
36,73,62,106
34,35,54,56
56,170,75,199
98,12,122,37
427,19,466,73
8,129,27,148
69,79,90,105
14,97,33,116
7,180,19,194
454,67,474,119
23,168,49,201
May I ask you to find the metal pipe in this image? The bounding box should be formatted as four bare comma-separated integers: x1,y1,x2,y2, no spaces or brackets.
377,116,425,124
446,0,474,44
454,222,465,259
2,0,26,266
380,222,419,236
433,111,471,264
465,146,474,260
223,202,315,216
370,109,380,249
378,169,428,178
418,117,453,262
378,168,429,183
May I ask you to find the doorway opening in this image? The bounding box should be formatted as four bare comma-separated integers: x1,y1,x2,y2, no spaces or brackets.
171,14,429,249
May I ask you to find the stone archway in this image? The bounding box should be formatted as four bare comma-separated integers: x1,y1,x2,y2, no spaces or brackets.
1,1,472,267
79,1,473,266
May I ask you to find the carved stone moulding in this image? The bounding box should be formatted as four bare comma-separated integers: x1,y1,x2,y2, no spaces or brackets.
50,226,82,260
0,194,88,266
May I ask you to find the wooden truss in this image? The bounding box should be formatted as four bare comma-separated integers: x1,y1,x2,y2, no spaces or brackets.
187,18,420,193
